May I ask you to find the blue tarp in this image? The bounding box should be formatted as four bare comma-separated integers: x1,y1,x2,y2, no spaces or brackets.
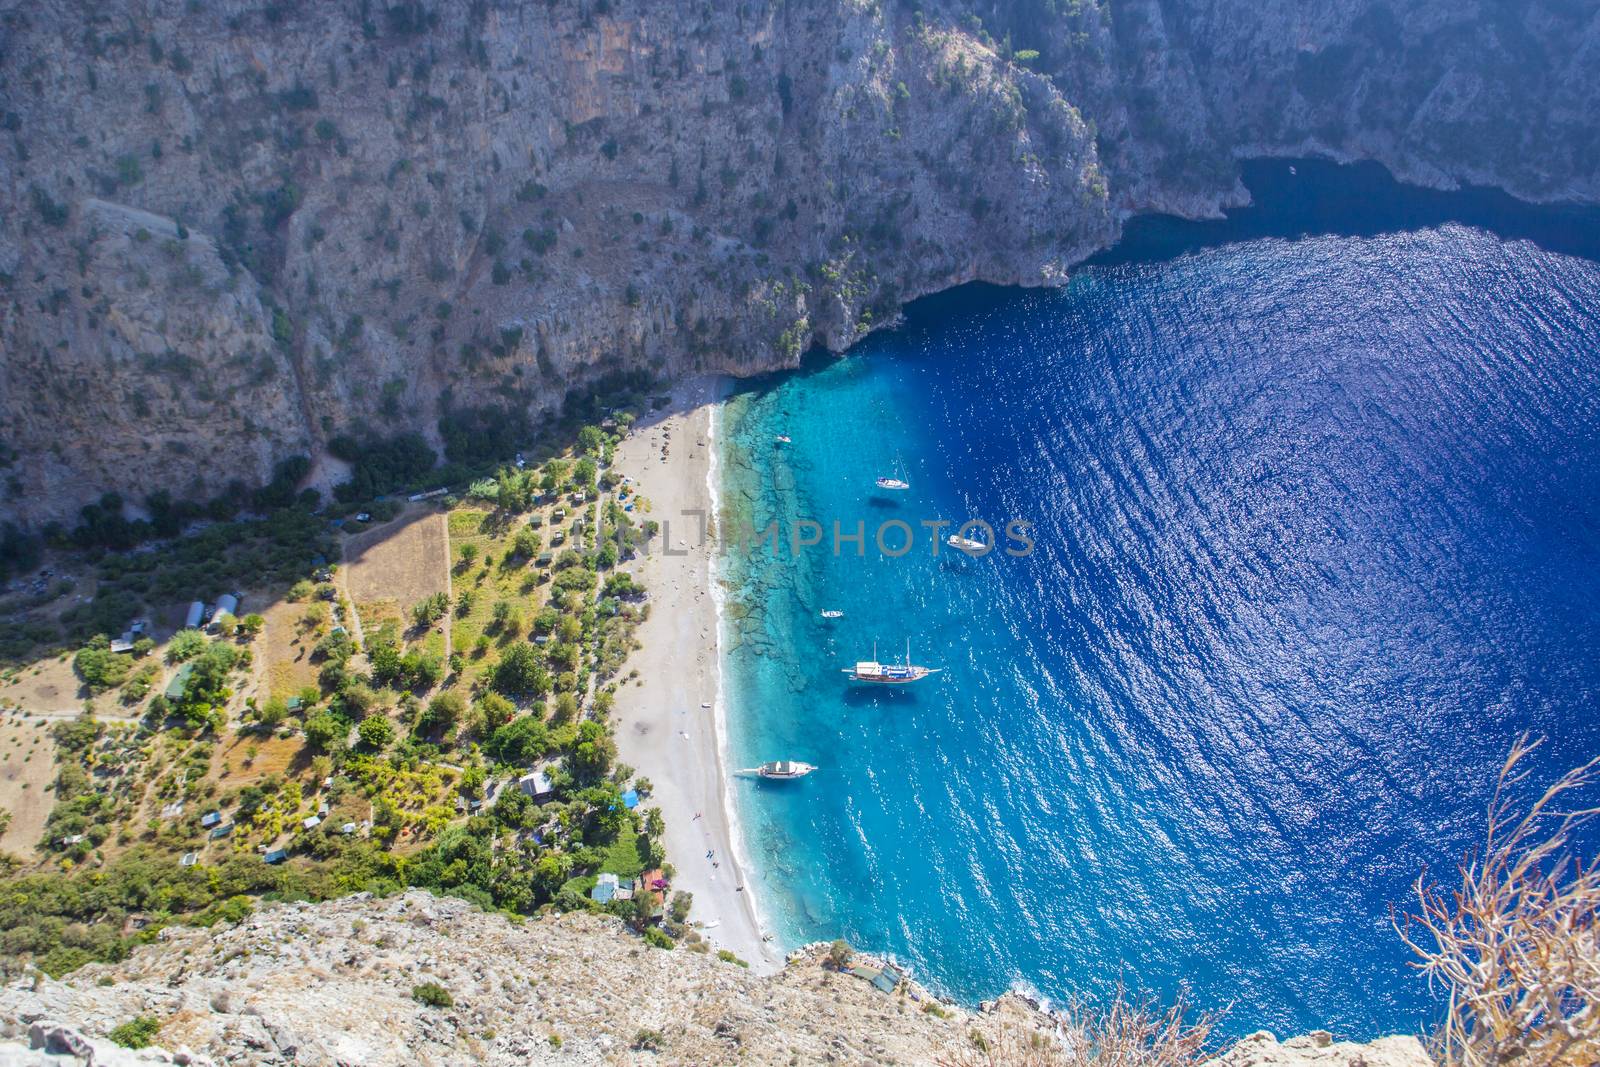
621,789,639,809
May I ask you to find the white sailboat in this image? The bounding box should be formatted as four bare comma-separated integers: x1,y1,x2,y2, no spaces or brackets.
739,760,817,780
842,640,940,685
875,476,910,491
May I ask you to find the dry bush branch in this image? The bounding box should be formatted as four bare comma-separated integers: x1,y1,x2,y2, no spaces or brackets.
939,984,1220,1067
1397,734,1600,1067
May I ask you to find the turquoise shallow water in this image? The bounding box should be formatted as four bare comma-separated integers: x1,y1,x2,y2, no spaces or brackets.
717,161,1600,1039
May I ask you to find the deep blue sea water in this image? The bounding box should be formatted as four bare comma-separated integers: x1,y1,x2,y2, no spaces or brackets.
717,160,1600,1040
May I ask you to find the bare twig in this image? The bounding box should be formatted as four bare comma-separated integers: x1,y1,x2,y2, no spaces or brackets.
1396,734,1600,1067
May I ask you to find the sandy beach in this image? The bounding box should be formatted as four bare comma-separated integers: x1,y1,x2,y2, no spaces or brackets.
609,376,783,972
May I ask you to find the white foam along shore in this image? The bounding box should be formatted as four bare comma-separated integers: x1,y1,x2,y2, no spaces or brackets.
609,376,783,972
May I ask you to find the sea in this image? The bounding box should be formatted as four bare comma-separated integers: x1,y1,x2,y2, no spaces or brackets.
715,159,1600,1040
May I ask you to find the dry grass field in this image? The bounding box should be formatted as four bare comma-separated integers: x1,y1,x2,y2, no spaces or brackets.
0,655,85,717
259,597,320,701
0,716,57,854
343,510,450,619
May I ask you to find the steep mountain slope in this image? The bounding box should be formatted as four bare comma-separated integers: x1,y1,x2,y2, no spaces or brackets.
1,0,1594,522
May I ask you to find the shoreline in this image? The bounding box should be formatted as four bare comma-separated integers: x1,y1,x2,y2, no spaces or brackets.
610,375,782,973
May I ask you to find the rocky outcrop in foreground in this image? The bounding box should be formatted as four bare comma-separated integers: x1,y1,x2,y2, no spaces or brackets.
0,891,1432,1066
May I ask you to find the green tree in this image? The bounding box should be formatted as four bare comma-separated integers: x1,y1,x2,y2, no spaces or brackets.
475,692,516,733
357,715,395,750
303,710,345,751
568,720,615,782
73,636,132,692
485,714,550,764
492,643,548,698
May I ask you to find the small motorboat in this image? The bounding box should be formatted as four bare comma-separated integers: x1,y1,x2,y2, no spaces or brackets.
820,609,844,619
946,534,988,554
875,476,910,491
741,760,817,780
775,435,792,444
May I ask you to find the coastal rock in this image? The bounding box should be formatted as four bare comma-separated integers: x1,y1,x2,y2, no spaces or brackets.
1207,1029,1434,1067
1,0,1595,521
0,890,1422,1067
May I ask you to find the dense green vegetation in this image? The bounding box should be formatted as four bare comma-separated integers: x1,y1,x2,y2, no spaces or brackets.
0,411,673,979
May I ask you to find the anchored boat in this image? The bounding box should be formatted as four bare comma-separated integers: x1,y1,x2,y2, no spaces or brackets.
820,609,844,619
740,760,816,780
946,533,988,553
875,460,910,492
843,640,940,684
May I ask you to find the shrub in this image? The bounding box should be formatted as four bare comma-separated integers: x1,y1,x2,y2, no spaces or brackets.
828,939,853,970
642,927,674,950
109,1016,162,1049
412,981,453,1008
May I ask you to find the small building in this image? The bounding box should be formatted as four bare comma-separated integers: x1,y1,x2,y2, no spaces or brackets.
263,849,289,864
208,823,233,840
633,870,668,921
536,552,553,567
317,800,329,817
210,593,239,626
591,872,620,904
518,770,555,803
59,834,85,846
179,852,198,868
340,822,358,835
164,662,194,701
109,633,135,653
184,601,205,629
200,811,222,829
302,815,321,831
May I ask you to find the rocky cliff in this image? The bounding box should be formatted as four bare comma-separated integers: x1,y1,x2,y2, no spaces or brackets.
1,0,1595,523
0,890,1434,1066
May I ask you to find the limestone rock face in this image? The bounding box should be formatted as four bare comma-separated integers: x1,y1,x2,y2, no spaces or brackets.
1,0,1593,521
0,891,1427,1067
1208,1029,1434,1067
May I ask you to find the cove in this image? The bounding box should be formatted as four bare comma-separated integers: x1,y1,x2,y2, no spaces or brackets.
716,158,1600,1040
